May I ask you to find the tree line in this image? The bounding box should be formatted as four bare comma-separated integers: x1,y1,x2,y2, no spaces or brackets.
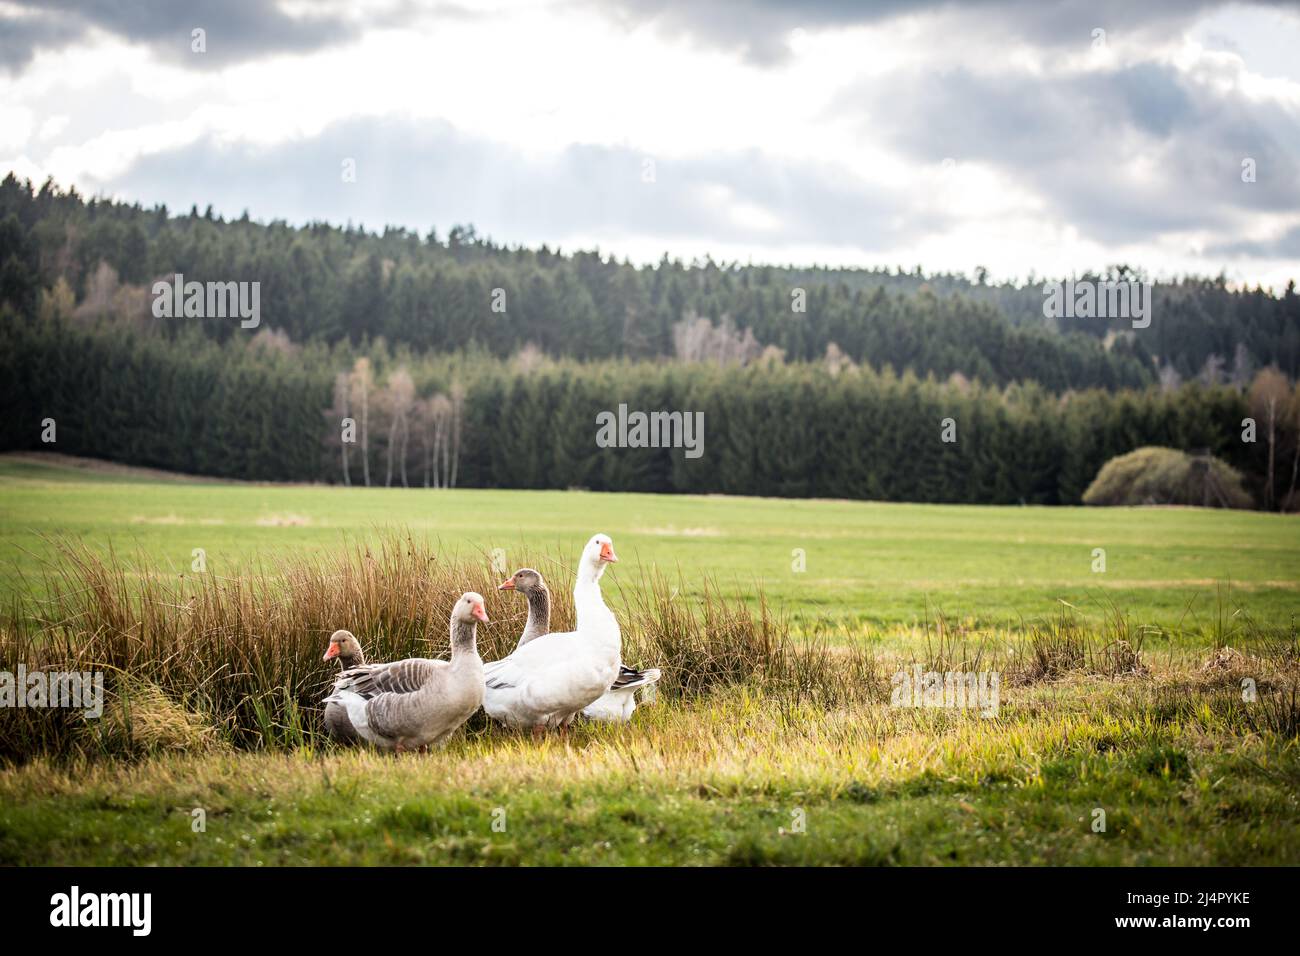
4,312,1297,508
3,173,1298,393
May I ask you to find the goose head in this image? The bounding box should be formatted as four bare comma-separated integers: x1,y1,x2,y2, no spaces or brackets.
576,533,619,586
322,629,361,664
454,591,490,625
586,533,619,565
498,567,546,594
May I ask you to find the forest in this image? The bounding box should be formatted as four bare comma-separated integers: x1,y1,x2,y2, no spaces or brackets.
2,173,1298,508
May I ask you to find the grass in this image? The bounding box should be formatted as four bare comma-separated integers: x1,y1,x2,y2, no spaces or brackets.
1,452,1297,631
3,683,1298,865
0,453,1298,866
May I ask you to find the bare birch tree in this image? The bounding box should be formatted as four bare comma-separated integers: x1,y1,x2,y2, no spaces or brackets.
383,367,416,488
331,371,352,486
1249,367,1291,509
349,357,373,487
448,382,465,489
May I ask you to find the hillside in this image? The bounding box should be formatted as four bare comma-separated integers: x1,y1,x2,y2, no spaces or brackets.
3,174,1298,388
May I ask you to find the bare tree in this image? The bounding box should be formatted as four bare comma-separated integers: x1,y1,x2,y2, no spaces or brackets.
414,393,453,488
672,311,763,365
1157,361,1183,392
1199,352,1225,387
331,371,352,486
74,261,119,320
433,393,451,488
1249,367,1291,509
449,382,465,489
824,342,854,377
382,367,416,488
512,342,546,373
251,327,298,355
349,357,373,487
412,397,432,488
1286,382,1300,511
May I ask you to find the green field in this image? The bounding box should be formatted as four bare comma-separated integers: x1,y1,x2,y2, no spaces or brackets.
1,454,1296,632
1,453,1298,866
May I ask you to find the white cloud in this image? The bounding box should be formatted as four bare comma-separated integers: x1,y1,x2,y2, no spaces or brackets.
0,0,1296,286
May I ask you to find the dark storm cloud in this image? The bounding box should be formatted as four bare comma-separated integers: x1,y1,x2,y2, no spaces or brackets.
842,61,1300,245
98,116,933,253
0,0,368,71
593,0,1250,65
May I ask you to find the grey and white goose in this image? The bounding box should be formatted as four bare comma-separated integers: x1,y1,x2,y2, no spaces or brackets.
322,629,366,743
321,628,443,743
498,566,661,723
323,593,488,752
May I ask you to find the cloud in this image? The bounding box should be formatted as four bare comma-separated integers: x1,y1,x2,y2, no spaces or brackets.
3,0,1296,280
93,116,931,254
841,60,1300,246
1208,224,1300,259
0,7,87,73
593,0,1248,65
0,0,368,72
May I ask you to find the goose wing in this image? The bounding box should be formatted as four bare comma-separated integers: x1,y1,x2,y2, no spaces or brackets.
483,630,578,689
335,658,444,699
610,665,661,691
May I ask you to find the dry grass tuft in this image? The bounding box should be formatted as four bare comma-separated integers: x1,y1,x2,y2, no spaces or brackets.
80,677,225,756
1,534,875,761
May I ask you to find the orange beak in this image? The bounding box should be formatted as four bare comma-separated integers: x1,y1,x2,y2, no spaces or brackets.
322,643,340,662
472,602,489,623
599,541,618,563
498,577,515,591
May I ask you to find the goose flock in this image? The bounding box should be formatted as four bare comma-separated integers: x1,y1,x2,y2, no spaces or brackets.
321,534,661,750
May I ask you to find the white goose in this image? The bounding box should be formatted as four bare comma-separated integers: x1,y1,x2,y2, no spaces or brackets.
324,593,487,752
498,565,660,722
482,534,621,730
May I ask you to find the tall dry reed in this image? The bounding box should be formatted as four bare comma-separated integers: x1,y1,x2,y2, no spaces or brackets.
0,535,871,761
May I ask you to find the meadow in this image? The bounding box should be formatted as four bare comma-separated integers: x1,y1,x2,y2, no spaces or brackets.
2,453,1297,632
0,453,1297,866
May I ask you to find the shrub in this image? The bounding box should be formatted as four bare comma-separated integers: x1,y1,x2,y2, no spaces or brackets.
1081,446,1252,508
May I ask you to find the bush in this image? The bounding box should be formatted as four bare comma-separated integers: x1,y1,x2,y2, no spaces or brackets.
1082,446,1253,509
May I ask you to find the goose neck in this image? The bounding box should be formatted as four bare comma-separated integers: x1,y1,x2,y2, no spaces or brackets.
573,575,617,639
449,619,479,659
575,559,606,588
522,586,551,643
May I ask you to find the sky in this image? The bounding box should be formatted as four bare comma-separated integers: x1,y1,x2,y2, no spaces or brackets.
2,0,1299,288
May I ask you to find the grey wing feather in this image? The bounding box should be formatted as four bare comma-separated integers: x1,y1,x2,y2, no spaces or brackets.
483,658,516,690
610,665,661,691
335,658,442,699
